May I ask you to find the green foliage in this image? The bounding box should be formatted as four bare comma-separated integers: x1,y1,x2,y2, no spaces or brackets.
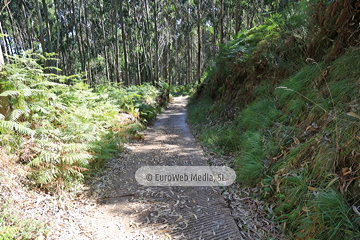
327,48,360,105
170,83,197,97
0,52,166,192
238,98,281,131
187,96,213,132
235,131,265,185
286,190,360,239
198,124,241,155
189,6,360,238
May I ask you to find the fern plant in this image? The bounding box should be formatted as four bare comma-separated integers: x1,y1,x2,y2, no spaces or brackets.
1,51,167,192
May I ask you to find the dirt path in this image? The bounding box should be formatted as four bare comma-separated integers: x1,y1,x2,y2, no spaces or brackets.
88,96,242,239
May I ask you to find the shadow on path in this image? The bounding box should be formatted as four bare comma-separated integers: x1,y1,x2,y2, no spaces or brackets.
89,96,242,240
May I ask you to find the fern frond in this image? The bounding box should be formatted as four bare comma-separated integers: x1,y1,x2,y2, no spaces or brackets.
61,153,91,165
0,90,20,97
22,88,33,97
30,104,50,115
62,143,89,153
29,150,59,166
53,103,67,110
35,168,56,184
34,139,62,152
9,109,25,122
0,120,35,136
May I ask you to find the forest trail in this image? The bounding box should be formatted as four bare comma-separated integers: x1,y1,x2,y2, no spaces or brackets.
88,96,242,239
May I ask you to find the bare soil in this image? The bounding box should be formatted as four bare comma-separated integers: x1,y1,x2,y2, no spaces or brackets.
88,96,241,239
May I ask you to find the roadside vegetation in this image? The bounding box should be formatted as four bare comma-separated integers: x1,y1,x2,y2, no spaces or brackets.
0,52,170,239
188,1,360,239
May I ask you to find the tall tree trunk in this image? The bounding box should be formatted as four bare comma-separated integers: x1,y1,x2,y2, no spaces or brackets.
212,0,217,57
71,0,85,72
144,0,153,84
83,0,92,85
42,0,52,53
35,1,46,55
119,0,129,85
197,0,201,84
78,0,86,73
153,0,159,84
235,0,241,34
5,5,21,54
114,0,121,83
21,2,33,50
164,43,168,82
220,0,224,44
0,21,8,61
99,0,110,82
53,0,61,72
0,42,4,71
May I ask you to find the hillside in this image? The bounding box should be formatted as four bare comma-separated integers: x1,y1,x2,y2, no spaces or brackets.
188,1,360,239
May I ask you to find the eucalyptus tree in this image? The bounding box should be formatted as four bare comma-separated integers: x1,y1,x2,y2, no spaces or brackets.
0,0,292,87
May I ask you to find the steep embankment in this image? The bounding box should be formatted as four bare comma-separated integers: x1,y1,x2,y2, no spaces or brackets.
188,1,360,239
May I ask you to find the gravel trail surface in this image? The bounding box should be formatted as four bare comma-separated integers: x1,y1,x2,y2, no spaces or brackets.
89,96,242,239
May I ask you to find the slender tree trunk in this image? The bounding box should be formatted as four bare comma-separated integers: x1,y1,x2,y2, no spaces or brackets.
212,0,217,57
119,0,129,85
71,0,85,72
197,0,201,84
162,43,167,82
220,0,224,44
42,0,52,53
78,0,86,73
168,42,173,85
114,0,121,83
35,1,46,55
0,21,8,61
153,0,159,84
84,0,92,85
21,2,32,50
5,6,21,54
235,0,241,34
143,0,154,84
53,0,61,72
99,0,110,82
0,42,4,71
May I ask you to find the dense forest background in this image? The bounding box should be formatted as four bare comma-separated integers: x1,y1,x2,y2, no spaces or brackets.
0,0,293,86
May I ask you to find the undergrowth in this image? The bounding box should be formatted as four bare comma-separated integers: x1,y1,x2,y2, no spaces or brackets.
188,1,360,239
0,51,170,238
0,51,167,192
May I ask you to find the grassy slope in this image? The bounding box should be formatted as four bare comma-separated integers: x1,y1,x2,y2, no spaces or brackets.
188,1,360,239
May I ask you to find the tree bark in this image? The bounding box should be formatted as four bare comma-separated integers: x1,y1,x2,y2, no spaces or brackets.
212,0,217,57
0,21,8,62
98,0,110,82
153,0,159,84
36,0,46,55
220,0,224,44
197,0,201,84
119,0,129,85
235,0,241,34
114,0,121,83
144,0,153,84
71,0,85,72
42,0,52,53
0,41,4,71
